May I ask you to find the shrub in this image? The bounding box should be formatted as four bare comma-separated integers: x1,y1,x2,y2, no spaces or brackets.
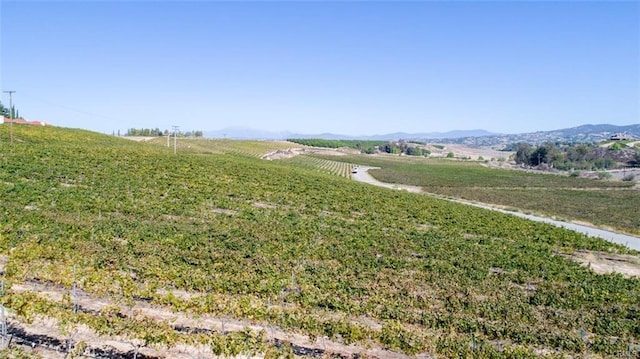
597,171,612,180
622,173,635,182
609,142,623,150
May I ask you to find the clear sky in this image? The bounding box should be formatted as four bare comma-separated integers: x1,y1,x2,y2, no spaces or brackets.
1,1,638,136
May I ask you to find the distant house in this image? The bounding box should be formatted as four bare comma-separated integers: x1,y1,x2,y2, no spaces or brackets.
610,133,633,141
1,117,47,126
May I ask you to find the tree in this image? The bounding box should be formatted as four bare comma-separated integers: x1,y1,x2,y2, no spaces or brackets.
529,142,559,166
0,101,22,119
529,146,547,166
626,150,640,167
380,143,395,154
610,142,623,150
405,146,420,156
566,143,590,162
514,143,533,165
0,101,9,117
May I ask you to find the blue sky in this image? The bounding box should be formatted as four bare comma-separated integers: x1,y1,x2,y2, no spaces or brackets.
1,1,638,136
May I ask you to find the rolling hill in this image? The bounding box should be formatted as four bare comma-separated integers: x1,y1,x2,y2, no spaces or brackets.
0,124,638,358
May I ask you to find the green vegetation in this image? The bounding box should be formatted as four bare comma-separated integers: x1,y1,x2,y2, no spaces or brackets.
287,138,386,152
287,138,430,157
126,128,204,137
311,154,639,234
378,141,430,156
0,125,638,357
146,137,299,158
281,155,356,177
0,100,21,119
513,142,639,170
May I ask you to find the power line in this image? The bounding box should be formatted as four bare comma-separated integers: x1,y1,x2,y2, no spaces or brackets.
17,92,120,122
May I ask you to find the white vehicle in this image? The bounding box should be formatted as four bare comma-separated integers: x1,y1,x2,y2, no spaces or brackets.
351,166,358,174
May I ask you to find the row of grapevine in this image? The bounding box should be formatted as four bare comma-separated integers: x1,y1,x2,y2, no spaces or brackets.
310,153,640,234
281,155,356,178
145,137,302,158
0,125,638,358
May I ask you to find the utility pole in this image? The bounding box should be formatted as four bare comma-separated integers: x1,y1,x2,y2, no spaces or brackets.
3,91,15,144
172,125,179,155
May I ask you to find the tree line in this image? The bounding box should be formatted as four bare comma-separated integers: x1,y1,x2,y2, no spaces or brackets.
512,141,640,170
0,101,21,119
287,138,387,151
377,141,431,156
287,138,431,156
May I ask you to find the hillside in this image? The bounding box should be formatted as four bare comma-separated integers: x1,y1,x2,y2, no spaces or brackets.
449,123,640,147
0,125,639,358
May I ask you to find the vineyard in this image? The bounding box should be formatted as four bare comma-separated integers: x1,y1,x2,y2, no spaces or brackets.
286,138,386,150
310,154,640,235
280,155,356,178
0,125,639,358
145,138,358,179
145,137,302,158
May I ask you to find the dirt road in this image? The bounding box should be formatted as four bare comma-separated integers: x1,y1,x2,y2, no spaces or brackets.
352,167,640,251
351,166,422,193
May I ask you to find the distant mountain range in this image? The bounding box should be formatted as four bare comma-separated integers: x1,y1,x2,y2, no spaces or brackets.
204,124,640,146
204,127,496,141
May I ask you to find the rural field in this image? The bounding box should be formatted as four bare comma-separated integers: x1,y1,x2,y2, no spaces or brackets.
0,126,639,358
309,153,640,236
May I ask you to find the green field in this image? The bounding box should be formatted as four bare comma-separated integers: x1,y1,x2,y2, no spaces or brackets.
0,125,639,358
280,155,357,177
145,137,301,158
310,154,640,235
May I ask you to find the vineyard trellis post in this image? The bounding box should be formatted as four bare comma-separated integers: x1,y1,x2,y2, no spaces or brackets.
73,264,78,314
1,280,6,349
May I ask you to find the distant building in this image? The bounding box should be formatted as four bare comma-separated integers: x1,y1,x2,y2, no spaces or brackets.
610,133,633,141
0,117,48,126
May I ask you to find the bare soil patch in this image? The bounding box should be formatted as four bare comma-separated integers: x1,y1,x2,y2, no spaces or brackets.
210,208,238,215
121,136,157,142
558,250,640,278
261,148,305,160
425,143,512,160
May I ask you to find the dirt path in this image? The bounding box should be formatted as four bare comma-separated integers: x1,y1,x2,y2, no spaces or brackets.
352,168,640,252
351,167,422,193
